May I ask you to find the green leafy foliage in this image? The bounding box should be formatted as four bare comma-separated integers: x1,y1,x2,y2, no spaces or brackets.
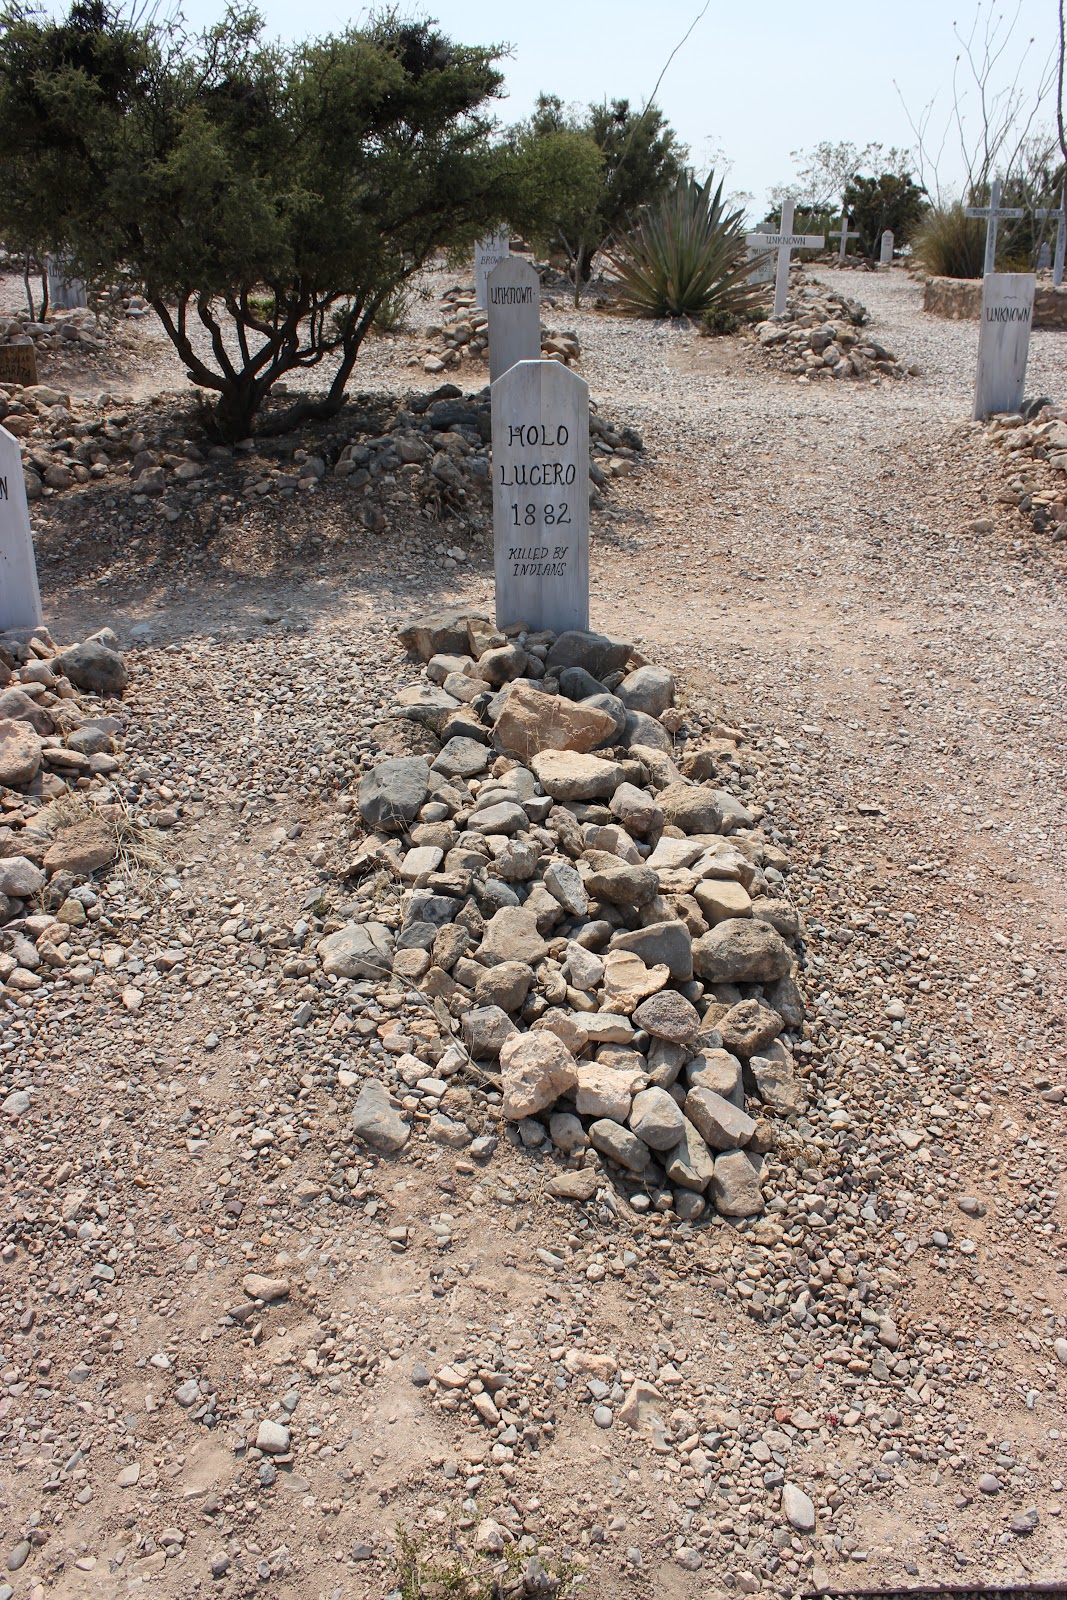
605,171,762,321
912,204,987,278
513,94,686,290
0,2,587,438
841,171,927,260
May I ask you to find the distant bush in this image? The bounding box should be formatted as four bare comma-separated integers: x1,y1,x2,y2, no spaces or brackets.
913,205,986,278
605,172,761,320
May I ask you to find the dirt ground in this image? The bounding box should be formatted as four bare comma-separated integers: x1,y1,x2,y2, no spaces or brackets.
1,264,1066,1600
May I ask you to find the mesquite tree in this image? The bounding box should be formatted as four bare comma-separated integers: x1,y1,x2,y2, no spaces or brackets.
0,2,595,438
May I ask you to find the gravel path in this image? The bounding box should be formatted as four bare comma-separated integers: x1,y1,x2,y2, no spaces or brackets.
3,265,1065,1599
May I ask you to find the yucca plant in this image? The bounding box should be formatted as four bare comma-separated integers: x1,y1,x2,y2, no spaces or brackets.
912,204,986,279
604,171,763,319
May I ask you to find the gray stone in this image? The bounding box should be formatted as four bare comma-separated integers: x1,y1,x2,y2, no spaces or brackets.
0,856,44,898
558,666,607,699
2,1090,31,1117
474,960,533,1012
358,757,430,831
713,788,756,830
692,918,792,983
684,1086,756,1150
317,922,393,979
665,1119,716,1190
0,718,41,787
611,921,693,981
499,1030,578,1119
749,1053,807,1115
751,896,800,941
461,1004,518,1058
545,630,632,678
588,1118,651,1174
564,940,604,991
399,608,490,660
431,736,490,779
659,784,723,834
623,709,672,753
709,1150,764,1217
585,861,658,906
255,1420,290,1455
764,974,804,1029
718,998,783,1059
549,1111,586,1154
57,640,127,695
174,1379,200,1407
688,1049,743,1104
479,906,548,966
543,859,588,916
530,750,623,801
632,989,700,1044
782,1483,816,1533
350,1081,410,1153
628,1087,685,1151
609,781,663,835
466,800,528,835
647,1038,687,1088
616,665,675,718
547,1167,599,1200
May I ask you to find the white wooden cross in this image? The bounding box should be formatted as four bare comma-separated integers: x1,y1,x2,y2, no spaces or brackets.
744,200,825,317
1032,204,1066,287
829,211,860,263
965,179,1025,277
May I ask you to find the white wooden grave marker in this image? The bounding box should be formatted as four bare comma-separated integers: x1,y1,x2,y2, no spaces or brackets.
491,360,588,634
830,212,860,262
965,179,1024,277
745,200,824,317
474,233,510,311
1033,204,1066,286
46,256,87,311
879,230,894,267
973,272,1035,420
0,424,43,632
487,256,541,384
1038,240,1052,271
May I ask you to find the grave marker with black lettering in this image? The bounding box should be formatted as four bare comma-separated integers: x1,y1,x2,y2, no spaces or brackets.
973,273,1035,420
487,257,541,384
491,360,588,633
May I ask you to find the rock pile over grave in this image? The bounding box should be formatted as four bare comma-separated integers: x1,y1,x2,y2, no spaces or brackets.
420,284,580,376
0,624,130,939
981,403,1067,544
1,305,105,361
754,285,914,381
2,383,642,512
337,613,808,1224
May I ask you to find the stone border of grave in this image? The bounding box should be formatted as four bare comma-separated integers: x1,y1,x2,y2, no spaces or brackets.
978,402,1067,544
923,275,1067,329
330,612,811,1227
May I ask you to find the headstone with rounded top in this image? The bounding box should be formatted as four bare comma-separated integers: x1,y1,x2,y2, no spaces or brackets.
487,256,541,384
973,273,1035,420
0,425,43,632
879,230,894,267
491,359,589,634
46,257,87,311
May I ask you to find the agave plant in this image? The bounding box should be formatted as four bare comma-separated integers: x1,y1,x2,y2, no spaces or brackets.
604,171,763,319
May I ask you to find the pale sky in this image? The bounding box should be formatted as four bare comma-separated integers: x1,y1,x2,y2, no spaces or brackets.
178,0,1060,218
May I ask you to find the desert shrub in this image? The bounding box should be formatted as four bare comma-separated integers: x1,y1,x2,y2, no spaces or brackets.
605,171,760,320
842,171,927,259
912,204,987,278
